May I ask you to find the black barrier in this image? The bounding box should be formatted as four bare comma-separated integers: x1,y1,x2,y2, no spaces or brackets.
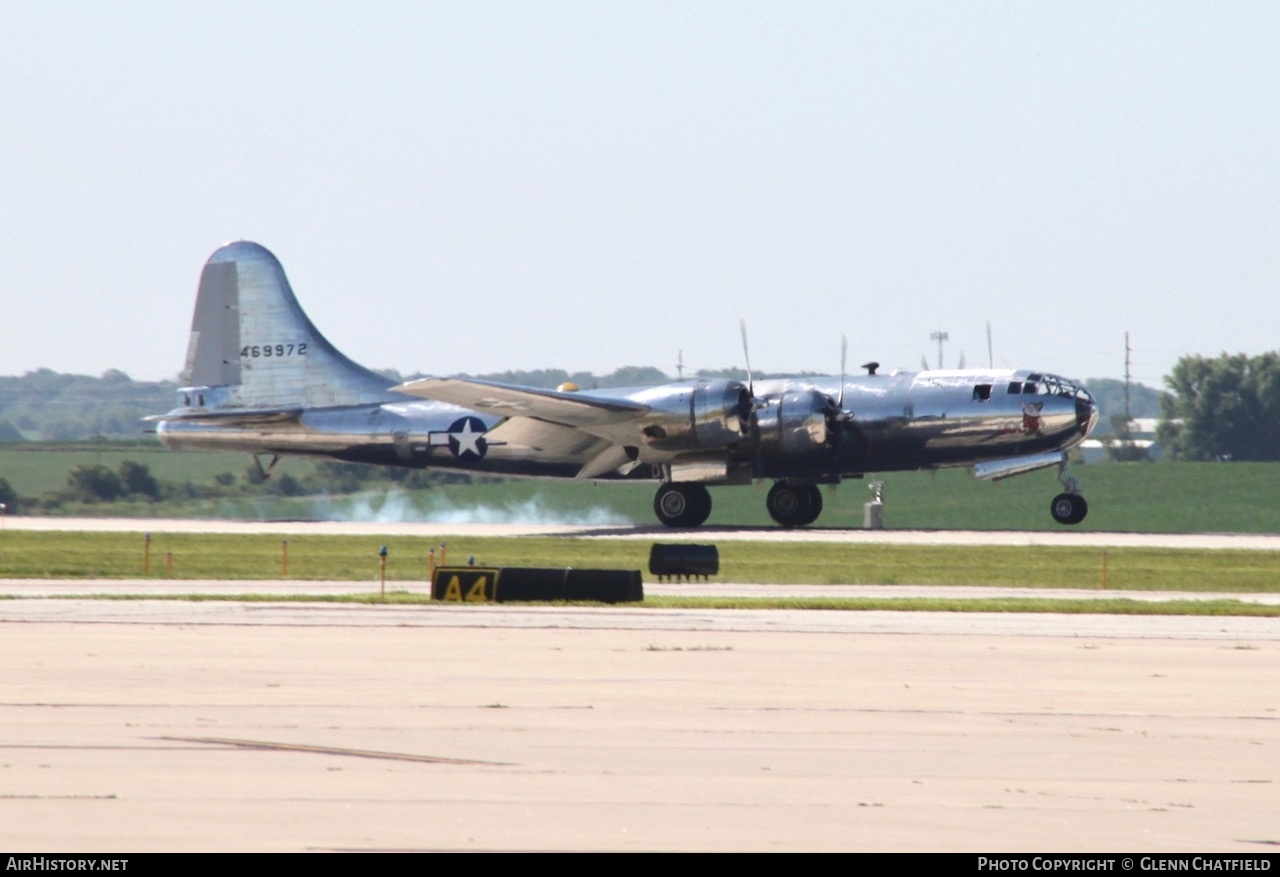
648,543,719,581
432,566,643,604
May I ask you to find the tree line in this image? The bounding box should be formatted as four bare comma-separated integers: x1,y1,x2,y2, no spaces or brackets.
1159,352,1280,461
2,351,1277,463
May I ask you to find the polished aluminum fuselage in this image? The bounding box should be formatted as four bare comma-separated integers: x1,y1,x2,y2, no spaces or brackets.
159,398,586,478
158,367,1096,483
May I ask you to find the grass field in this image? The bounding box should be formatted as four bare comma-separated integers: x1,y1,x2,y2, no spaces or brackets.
3,531,1279,593
4,442,1280,532
0,442,320,495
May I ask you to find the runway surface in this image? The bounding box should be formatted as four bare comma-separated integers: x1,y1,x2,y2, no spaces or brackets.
2,518,1278,852
8,513,1280,548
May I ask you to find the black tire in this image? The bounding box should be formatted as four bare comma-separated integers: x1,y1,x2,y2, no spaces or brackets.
767,482,820,527
1050,493,1087,525
689,484,712,525
1069,494,1088,524
796,484,823,526
654,483,712,527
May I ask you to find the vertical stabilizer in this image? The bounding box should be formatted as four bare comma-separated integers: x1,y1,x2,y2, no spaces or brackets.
179,241,395,411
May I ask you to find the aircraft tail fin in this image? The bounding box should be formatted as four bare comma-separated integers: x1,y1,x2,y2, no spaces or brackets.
176,241,395,412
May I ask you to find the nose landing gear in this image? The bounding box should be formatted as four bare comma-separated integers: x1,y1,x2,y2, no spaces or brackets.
1050,459,1088,525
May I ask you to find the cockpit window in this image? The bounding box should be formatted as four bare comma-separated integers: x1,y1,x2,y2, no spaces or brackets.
1018,373,1095,403
1007,382,1021,394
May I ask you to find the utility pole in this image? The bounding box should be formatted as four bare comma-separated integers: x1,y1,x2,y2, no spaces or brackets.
676,350,684,380
930,330,949,370
1124,331,1132,423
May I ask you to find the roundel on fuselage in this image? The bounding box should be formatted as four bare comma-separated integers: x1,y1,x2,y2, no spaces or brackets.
446,416,489,459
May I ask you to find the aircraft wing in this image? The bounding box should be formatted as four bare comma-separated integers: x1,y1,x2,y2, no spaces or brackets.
481,415,613,458
396,378,661,476
480,417,639,478
394,378,646,429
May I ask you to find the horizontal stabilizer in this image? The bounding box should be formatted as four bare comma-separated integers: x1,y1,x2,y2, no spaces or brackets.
145,408,303,426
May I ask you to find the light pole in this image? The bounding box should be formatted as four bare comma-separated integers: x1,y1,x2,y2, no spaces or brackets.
930,330,949,369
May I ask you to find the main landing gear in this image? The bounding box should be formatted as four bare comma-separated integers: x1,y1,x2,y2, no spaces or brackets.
766,482,823,527
652,481,826,528
1050,458,1088,525
653,483,712,528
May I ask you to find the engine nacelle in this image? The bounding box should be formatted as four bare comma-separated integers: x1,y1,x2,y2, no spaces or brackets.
636,380,752,452
754,388,833,468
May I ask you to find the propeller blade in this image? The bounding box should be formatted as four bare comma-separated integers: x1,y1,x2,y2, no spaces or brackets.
838,334,847,412
739,318,754,395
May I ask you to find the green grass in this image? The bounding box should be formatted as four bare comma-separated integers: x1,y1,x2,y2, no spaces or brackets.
2,531,1279,592
9,442,1280,532
0,441,320,496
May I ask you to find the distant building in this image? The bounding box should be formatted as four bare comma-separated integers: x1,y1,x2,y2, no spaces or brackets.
1080,418,1164,463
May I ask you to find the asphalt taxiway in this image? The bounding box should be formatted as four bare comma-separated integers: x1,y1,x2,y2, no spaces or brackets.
1,518,1277,852
9,513,1280,548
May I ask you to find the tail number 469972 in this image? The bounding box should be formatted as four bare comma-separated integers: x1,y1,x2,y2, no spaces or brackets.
241,343,308,358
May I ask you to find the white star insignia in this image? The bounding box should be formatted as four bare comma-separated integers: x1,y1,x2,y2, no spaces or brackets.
452,420,485,457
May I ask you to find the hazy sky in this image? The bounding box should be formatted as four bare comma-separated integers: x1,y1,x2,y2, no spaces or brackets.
3,2,1277,389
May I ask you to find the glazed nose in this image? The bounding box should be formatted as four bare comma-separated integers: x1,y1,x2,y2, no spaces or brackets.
1076,393,1099,437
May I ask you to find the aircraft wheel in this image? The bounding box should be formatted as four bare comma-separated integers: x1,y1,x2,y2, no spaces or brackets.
654,483,712,528
688,485,712,525
796,484,823,526
1050,493,1087,525
767,482,819,527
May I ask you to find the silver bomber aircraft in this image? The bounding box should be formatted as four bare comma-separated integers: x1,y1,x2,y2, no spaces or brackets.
153,241,1100,527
